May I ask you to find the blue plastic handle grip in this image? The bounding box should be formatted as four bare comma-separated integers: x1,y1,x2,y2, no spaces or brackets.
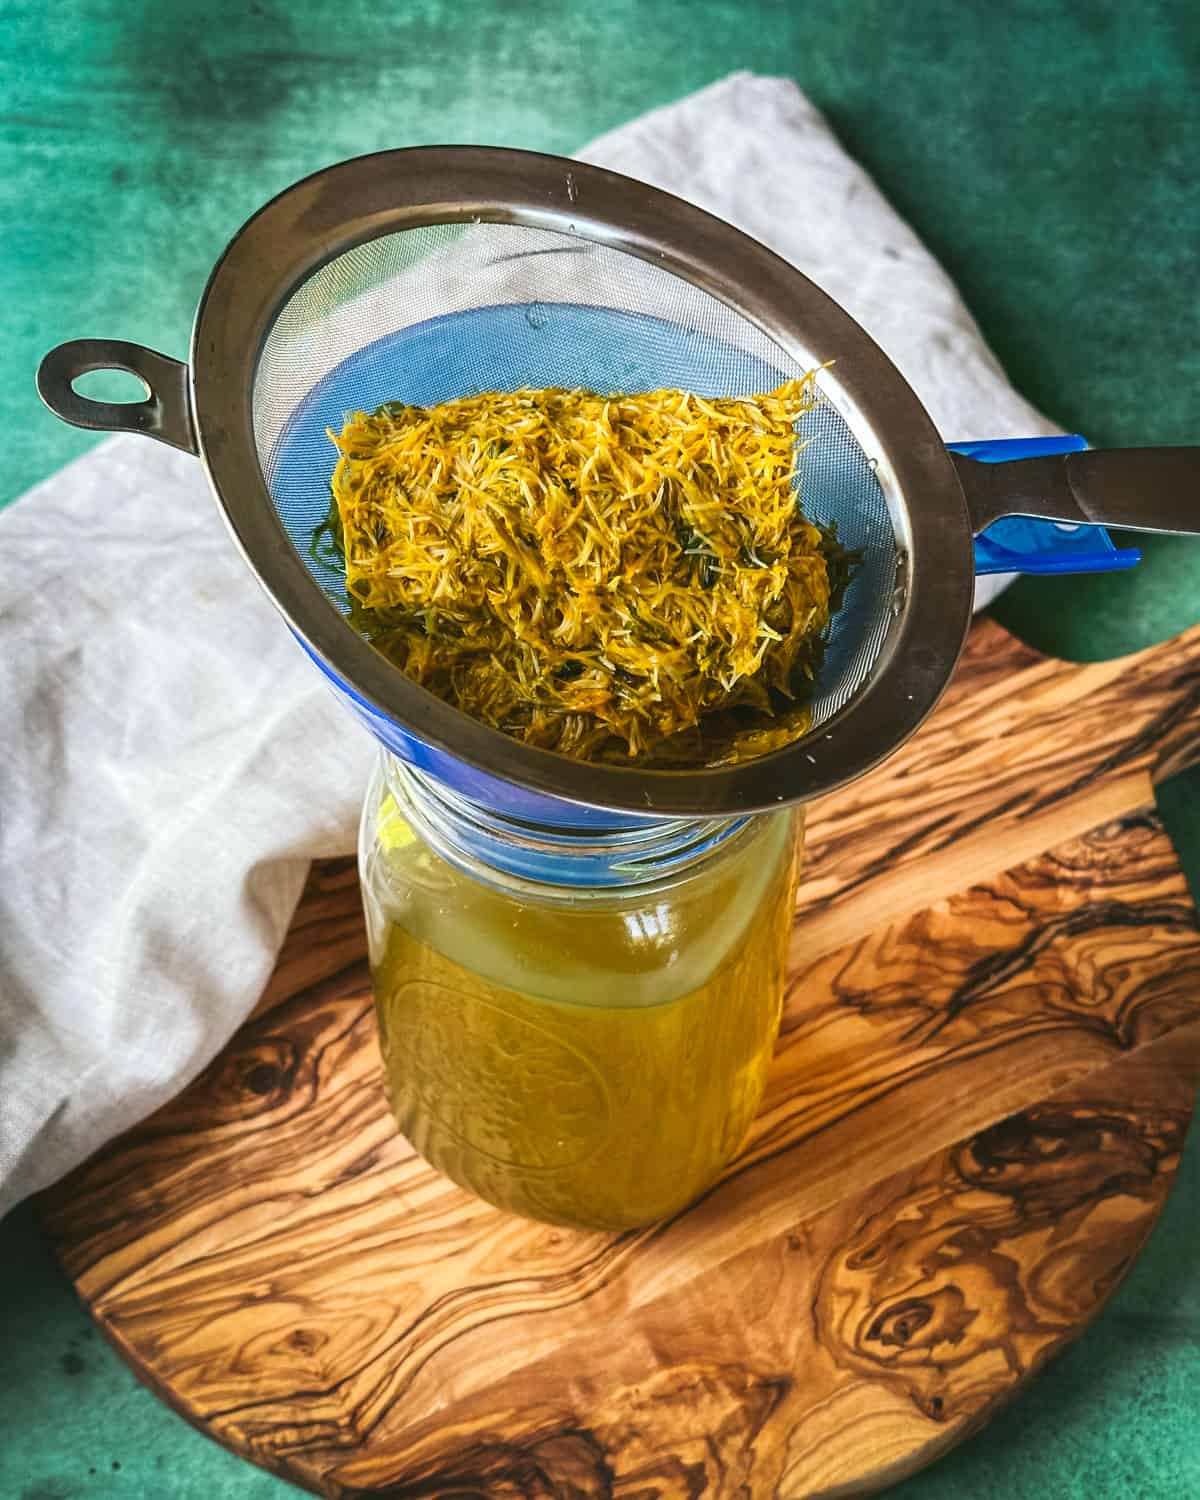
949,434,1142,577
948,433,1089,463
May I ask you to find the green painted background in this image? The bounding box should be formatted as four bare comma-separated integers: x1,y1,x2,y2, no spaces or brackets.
1,1,1197,1496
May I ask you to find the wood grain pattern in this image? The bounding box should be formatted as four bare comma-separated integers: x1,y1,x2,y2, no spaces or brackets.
43,617,1200,1499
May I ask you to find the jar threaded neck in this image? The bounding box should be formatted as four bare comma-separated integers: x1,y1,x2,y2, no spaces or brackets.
387,756,748,890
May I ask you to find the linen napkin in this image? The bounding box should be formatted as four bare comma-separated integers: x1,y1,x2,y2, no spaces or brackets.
0,71,1062,1219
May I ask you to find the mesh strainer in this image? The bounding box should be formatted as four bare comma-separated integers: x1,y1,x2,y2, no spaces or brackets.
38,148,1200,823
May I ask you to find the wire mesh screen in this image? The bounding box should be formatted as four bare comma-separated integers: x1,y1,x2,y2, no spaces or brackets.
254,221,899,733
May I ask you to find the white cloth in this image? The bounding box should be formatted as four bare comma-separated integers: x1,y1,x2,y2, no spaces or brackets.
0,72,1062,1218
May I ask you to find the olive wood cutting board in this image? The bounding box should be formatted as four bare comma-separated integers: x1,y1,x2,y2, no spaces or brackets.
43,615,1200,1499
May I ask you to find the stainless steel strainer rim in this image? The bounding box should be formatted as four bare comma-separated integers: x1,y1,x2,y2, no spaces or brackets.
191,146,973,816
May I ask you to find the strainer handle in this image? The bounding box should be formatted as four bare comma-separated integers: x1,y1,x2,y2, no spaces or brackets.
954,447,1200,537
36,339,197,455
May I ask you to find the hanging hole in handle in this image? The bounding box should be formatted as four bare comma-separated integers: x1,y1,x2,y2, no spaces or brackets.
71,368,153,405
37,337,198,455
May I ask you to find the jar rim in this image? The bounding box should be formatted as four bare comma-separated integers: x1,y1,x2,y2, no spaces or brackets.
385,755,757,895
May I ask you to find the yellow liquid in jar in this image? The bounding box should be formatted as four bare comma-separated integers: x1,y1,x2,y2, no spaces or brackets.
368,808,799,1230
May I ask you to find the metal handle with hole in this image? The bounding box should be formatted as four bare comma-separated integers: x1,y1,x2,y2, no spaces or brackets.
953,447,1200,537
36,339,198,455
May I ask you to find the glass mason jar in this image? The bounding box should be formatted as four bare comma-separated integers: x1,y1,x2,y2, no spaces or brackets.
360,753,803,1231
